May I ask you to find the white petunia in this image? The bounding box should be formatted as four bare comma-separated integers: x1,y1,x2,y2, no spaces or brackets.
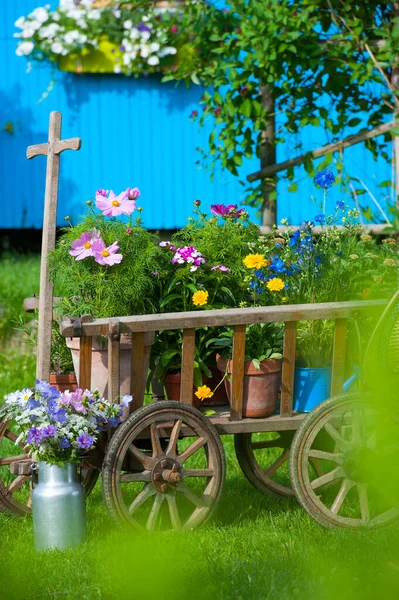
87,9,101,20
29,7,49,23
130,28,140,40
149,42,160,53
51,41,66,55
147,55,160,66
140,31,151,43
80,0,93,8
65,9,82,20
64,30,81,44
21,26,37,39
15,16,26,29
163,46,177,55
113,9,121,18
77,18,88,29
140,46,149,58
123,20,133,29
39,23,61,40
114,64,122,74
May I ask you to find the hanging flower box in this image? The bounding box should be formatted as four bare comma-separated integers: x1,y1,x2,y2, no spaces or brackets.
14,1,185,76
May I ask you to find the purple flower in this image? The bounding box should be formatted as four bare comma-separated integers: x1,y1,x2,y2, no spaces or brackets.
210,204,245,219
211,265,231,273
151,271,159,277
76,433,95,450
159,241,175,251
41,424,57,438
60,436,71,449
69,230,102,261
314,169,335,189
121,395,133,407
27,426,43,446
171,246,206,272
137,22,150,32
96,189,108,197
92,239,123,267
126,227,132,234
108,416,120,428
27,398,40,410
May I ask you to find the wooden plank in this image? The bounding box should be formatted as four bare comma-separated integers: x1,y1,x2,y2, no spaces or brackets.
60,300,385,337
280,321,297,418
247,120,398,182
230,324,246,421
180,328,195,405
78,315,93,390
108,320,120,403
331,318,347,396
24,296,61,314
131,332,146,412
260,224,393,235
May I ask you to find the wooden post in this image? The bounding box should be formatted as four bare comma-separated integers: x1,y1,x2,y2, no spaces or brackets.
280,322,297,418
79,315,93,390
230,324,246,421
180,328,195,405
108,320,121,403
331,319,347,397
259,86,276,228
131,332,146,412
26,111,81,381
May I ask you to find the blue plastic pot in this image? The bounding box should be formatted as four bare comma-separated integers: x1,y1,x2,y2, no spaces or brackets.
293,367,332,413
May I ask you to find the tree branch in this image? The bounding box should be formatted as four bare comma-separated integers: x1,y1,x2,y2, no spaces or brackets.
247,121,398,182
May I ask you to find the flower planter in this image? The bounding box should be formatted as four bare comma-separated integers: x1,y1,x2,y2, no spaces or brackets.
293,366,332,413
49,373,78,393
216,356,282,418
66,332,154,400
57,38,122,74
164,368,229,409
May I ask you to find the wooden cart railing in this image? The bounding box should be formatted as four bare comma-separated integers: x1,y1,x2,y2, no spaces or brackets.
59,300,385,433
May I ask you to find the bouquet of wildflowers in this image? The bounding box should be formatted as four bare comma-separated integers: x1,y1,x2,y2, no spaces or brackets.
0,380,131,464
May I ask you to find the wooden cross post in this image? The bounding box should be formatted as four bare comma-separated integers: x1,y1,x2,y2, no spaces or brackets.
27,111,81,382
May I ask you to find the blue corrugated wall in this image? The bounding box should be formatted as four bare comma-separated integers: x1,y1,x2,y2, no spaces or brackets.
0,0,394,229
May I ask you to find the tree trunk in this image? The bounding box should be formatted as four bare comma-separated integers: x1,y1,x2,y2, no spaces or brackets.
259,86,276,229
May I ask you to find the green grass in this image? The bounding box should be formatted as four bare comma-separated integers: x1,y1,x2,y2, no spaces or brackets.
0,254,399,600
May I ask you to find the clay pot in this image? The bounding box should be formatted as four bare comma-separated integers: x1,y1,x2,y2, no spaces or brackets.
66,332,154,399
216,356,282,418
49,373,78,393
164,367,229,409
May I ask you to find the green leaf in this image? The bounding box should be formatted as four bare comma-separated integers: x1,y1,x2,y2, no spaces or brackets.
379,180,392,188
251,358,261,370
288,183,298,192
390,128,399,136
190,73,201,85
160,294,182,308
241,99,252,118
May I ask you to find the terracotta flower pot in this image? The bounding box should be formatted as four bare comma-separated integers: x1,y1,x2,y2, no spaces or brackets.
216,355,282,418
164,367,229,409
49,373,78,393
66,332,154,400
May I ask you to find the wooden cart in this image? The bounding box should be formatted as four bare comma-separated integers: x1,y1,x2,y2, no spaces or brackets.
3,295,397,531
1,112,398,530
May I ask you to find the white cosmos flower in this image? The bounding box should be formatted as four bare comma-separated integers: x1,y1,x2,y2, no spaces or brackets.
16,41,34,56
124,20,133,29
29,7,49,23
15,16,26,29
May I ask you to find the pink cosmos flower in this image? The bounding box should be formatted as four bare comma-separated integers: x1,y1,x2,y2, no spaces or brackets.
69,230,101,261
126,187,140,200
92,239,123,266
210,204,246,219
96,189,108,197
95,190,135,217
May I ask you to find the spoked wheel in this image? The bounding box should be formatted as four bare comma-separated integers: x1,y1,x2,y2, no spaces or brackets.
102,401,226,531
290,393,399,529
0,419,100,516
234,431,295,497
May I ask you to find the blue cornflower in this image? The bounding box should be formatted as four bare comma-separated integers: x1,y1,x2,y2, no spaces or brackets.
335,200,345,210
288,229,301,247
254,269,266,281
249,279,263,293
27,398,40,410
315,214,326,225
314,169,335,189
108,417,121,429
269,256,286,273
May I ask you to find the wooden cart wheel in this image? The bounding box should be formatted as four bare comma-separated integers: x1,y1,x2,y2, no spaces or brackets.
290,393,399,529
0,419,99,516
234,431,295,497
102,401,226,531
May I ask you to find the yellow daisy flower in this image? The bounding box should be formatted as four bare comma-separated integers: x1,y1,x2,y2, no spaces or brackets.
195,385,214,400
243,253,268,269
192,290,209,306
267,277,285,292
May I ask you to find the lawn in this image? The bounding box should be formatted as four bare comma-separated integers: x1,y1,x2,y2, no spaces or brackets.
0,255,398,600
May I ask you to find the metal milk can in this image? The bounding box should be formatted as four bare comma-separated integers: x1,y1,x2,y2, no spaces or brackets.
32,462,86,551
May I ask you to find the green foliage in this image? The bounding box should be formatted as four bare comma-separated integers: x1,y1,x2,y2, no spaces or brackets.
296,320,336,368
168,1,399,207
50,213,163,319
